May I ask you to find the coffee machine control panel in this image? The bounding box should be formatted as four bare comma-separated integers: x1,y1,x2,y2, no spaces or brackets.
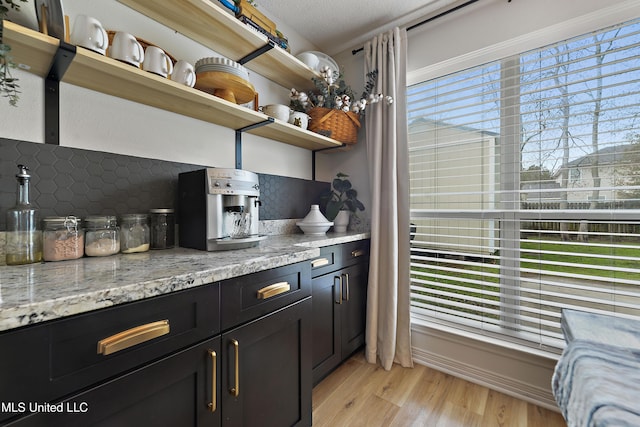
206,168,259,196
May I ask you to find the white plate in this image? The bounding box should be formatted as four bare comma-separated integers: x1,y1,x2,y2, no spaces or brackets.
3,0,39,31
195,64,248,80
35,0,65,40
304,51,339,75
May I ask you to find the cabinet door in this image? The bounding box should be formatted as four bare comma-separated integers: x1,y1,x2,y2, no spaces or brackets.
311,273,341,385
5,338,222,427
221,297,312,427
340,262,369,360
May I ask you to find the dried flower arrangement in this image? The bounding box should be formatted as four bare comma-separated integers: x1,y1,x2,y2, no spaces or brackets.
290,68,392,116
289,67,392,143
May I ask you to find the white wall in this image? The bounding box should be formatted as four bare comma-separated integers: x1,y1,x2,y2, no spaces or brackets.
0,0,320,180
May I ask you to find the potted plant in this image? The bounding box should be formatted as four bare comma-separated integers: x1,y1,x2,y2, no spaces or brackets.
1,0,28,106
321,172,365,232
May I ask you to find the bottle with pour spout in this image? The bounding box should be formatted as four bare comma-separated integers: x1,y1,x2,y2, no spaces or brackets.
5,164,43,265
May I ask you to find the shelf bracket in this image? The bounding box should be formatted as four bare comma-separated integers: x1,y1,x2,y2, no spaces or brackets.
235,118,275,169
44,41,76,145
237,41,275,65
312,144,347,180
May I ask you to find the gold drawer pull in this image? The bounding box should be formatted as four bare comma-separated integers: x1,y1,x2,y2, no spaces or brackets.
312,258,330,268
208,349,217,412
256,282,290,299
230,339,240,397
97,320,170,355
351,249,366,258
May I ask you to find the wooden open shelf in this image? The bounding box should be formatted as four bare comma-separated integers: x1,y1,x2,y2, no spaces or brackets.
1,20,343,151
1,20,59,77
116,0,320,89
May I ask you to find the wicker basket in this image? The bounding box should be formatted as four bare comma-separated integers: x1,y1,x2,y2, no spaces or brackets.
307,107,361,144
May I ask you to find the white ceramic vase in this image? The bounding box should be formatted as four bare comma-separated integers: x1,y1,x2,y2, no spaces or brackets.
333,210,350,233
297,205,333,235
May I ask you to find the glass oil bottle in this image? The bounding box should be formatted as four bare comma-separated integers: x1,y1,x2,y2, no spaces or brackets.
5,164,43,265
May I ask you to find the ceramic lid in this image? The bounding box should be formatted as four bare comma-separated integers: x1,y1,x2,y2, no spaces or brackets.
297,205,333,226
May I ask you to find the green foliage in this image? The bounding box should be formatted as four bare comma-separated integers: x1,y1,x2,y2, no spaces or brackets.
320,172,365,221
1,0,28,106
0,0,28,15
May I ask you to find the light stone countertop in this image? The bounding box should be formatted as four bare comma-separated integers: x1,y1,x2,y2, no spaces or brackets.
0,232,369,332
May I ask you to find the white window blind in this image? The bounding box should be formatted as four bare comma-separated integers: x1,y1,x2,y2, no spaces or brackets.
408,18,640,353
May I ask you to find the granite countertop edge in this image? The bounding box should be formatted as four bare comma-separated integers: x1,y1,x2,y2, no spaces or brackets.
0,232,370,332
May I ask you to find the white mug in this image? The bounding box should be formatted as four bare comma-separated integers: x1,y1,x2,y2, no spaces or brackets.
70,15,108,55
289,111,309,129
143,46,173,78
109,31,145,68
170,60,196,87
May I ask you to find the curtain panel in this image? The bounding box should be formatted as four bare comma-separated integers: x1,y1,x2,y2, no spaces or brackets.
363,27,413,370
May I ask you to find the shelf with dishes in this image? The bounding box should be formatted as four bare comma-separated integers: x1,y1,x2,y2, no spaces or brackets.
1,20,343,151
116,0,321,90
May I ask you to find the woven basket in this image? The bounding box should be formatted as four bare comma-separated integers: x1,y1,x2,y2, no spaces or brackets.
307,107,361,144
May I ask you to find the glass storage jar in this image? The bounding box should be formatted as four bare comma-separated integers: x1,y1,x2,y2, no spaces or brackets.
84,215,120,257
42,216,84,261
120,214,150,253
149,208,175,249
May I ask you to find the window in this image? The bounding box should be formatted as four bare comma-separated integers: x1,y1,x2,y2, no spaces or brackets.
408,18,640,354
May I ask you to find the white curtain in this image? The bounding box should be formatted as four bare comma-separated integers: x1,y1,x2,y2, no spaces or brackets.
363,28,413,370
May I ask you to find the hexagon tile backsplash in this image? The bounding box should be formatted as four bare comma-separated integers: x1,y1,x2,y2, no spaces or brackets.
0,138,329,230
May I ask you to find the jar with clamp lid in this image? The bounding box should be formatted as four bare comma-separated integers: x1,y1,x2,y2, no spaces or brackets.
42,216,84,261
120,214,150,253
149,209,175,249
84,215,120,257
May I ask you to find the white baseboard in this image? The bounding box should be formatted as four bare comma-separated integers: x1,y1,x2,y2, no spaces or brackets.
411,323,561,411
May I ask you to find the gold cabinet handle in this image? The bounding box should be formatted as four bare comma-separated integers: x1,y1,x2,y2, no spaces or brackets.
334,275,343,305
351,249,366,258
256,281,290,299
97,320,170,355
311,257,330,268
343,273,350,302
230,339,239,397
208,350,217,413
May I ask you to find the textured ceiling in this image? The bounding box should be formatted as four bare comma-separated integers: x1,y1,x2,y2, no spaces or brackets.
255,0,457,55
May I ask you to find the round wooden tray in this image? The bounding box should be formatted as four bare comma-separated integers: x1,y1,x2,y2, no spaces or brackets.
194,71,255,104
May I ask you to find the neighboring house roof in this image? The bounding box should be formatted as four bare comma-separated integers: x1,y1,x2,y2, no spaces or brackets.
567,144,635,168
408,117,500,138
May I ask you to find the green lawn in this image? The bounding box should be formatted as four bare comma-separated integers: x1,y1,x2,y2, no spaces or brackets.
410,238,640,315
520,239,640,281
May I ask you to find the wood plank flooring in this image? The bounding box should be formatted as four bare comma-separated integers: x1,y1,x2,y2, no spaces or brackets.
312,352,567,427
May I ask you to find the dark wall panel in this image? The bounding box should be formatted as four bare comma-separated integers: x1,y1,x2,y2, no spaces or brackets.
0,138,329,229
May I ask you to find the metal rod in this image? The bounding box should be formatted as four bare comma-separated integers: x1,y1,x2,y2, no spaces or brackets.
238,42,275,65
352,0,480,55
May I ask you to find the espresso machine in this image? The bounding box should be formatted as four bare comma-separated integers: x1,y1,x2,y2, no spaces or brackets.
178,168,265,251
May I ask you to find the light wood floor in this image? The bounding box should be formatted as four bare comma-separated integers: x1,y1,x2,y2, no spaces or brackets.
312,352,567,427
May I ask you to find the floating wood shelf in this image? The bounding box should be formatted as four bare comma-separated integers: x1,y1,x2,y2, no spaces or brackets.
117,0,320,89
1,20,343,151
